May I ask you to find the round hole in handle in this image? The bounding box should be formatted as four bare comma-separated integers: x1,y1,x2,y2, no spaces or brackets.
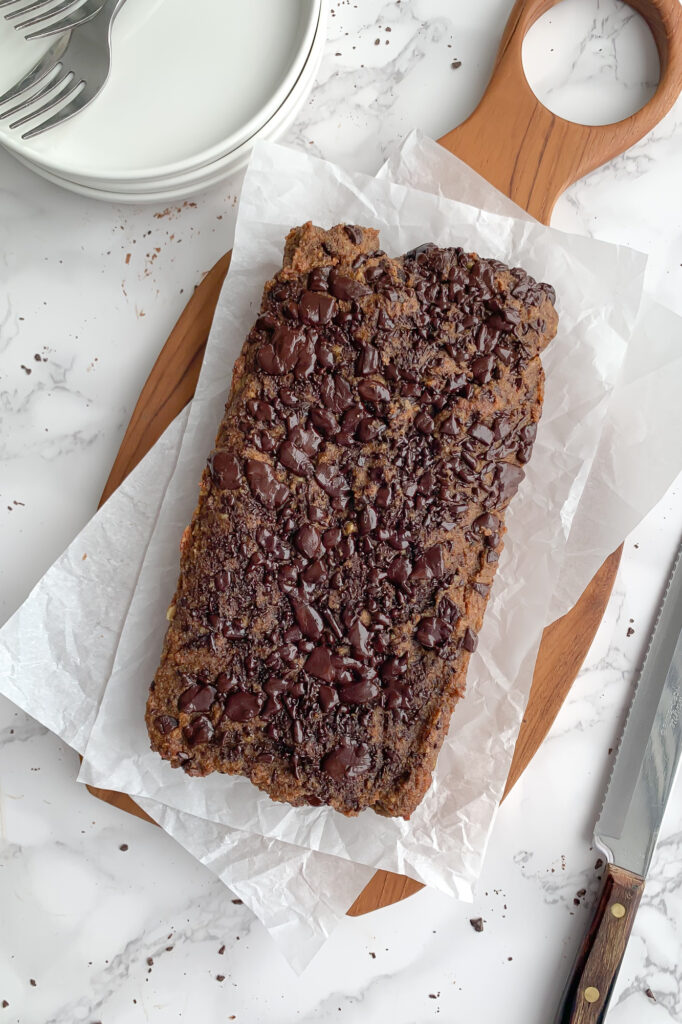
522,0,660,125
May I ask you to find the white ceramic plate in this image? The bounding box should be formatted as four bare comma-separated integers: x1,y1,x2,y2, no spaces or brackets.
0,0,319,182
10,7,325,204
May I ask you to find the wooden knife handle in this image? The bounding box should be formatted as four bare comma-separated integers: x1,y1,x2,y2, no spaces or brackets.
438,0,682,224
556,864,645,1023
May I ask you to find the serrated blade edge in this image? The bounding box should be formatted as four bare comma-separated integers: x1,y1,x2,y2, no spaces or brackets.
595,540,682,877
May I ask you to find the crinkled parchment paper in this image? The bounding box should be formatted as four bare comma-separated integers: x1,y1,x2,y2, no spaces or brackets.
2,132,682,970
80,139,647,888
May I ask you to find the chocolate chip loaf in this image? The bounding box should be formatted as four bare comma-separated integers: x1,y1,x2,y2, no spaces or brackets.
146,222,558,819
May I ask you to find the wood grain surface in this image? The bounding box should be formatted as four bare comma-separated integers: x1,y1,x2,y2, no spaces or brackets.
555,864,645,1023
90,0,682,918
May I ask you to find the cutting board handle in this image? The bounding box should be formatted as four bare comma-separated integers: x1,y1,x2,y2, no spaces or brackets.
439,0,682,224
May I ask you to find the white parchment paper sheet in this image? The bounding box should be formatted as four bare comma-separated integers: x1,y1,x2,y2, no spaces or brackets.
79,139,647,897
2,133,681,970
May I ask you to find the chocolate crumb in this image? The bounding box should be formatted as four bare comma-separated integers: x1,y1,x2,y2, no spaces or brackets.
428,992,439,998
594,858,604,870
451,59,462,69
146,957,153,966
2,1001,8,1008
507,956,513,961
216,975,225,982
469,917,484,932
218,945,226,955
369,951,376,959
573,898,580,906
626,627,635,637
119,843,128,851
29,980,36,987
20,365,32,375
576,888,586,897
231,898,243,905
645,988,656,1002
165,946,173,952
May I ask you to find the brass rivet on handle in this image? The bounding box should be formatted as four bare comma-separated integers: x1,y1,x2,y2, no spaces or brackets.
584,987,600,1003
611,903,626,919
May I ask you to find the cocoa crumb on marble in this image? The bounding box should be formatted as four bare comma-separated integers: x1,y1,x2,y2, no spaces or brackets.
231,898,243,905
218,944,226,955
369,951,376,959
20,365,32,375
469,917,484,932
451,60,462,69
626,627,635,637
119,844,128,851
1,1000,8,1008
216,975,225,982
594,858,604,870
645,988,656,1002
29,979,36,987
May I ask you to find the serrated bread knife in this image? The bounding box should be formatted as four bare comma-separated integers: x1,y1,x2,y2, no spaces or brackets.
557,542,682,1023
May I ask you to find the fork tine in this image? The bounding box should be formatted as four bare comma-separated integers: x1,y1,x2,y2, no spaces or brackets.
9,74,81,129
4,0,60,19
22,79,92,138
0,66,65,118
0,32,68,105
26,0,101,37
13,0,78,28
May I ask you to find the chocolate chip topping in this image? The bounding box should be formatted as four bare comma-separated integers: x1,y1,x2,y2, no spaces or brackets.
146,221,557,819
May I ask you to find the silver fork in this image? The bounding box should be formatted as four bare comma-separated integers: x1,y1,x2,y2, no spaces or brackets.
1,0,107,38
0,0,127,138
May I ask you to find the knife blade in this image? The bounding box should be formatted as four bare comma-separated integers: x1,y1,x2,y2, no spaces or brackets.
556,540,682,1024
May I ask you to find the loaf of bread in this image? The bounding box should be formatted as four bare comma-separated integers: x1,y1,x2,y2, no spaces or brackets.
146,223,558,818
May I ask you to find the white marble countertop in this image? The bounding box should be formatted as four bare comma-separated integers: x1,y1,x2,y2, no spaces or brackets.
1,1,681,1021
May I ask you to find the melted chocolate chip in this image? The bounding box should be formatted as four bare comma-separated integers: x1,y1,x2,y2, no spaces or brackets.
494,462,525,505
304,646,335,682
329,269,371,301
291,598,324,641
278,440,314,477
318,685,339,712
340,680,379,704
416,616,451,648
358,379,391,404
322,741,372,781
462,628,478,653
178,683,216,713
245,459,290,509
471,355,495,384
224,692,260,723
155,715,178,734
294,524,321,558
183,715,214,746
210,451,241,490
299,290,337,325
343,224,364,245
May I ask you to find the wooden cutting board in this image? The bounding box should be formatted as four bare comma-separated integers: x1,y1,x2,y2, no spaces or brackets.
88,0,682,917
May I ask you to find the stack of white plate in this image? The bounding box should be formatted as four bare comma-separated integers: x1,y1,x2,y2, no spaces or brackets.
0,0,324,202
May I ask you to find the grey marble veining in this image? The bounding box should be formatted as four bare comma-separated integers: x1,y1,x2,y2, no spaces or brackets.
1,0,681,1021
